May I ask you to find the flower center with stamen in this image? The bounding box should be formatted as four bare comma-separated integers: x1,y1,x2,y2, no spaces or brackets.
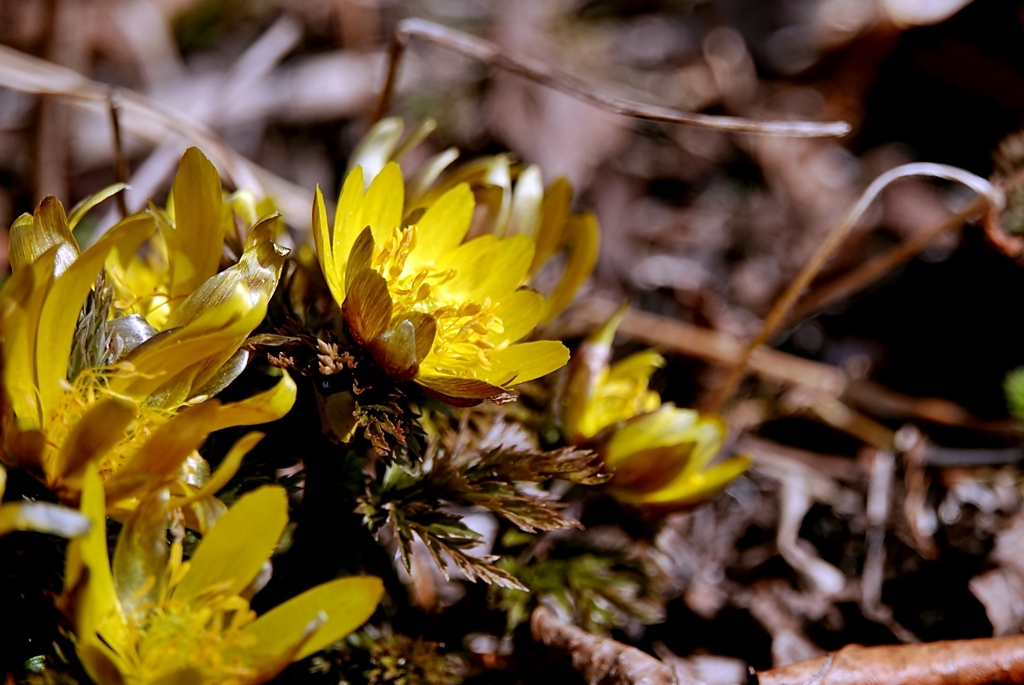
373,226,508,379
47,367,174,483
129,594,257,685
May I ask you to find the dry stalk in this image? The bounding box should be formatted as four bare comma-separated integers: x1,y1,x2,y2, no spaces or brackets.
374,18,850,138
567,297,1017,438
704,163,1004,415
757,636,1024,685
531,606,678,685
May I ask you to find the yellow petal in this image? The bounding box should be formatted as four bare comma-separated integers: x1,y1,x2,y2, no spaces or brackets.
532,178,572,274
113,288,264,402
361,161,404,248
167,147,228,302
478,340,570,387
242,576,383,668
62,464,131,666
313,185,345,304
171,432,265,510
605,407,699,468
607,442,694,494
111,487,169,615
210,372,296,431
417,155,513,236
676,415,728,479
636,454,752,509
347,117,404,181
607,349,666,383
434,235,499,299
407,147,460,204
67,183,128,231
542,212,600,323
507,165,544,239
416,376,515,406
345,227,376,292
165,218,285,330
52,396,137,483
189,348,249,400
171,485,288,606
343,268,393,346
333,165,366,273
490,290,544,345
407,183,474,267
9,197,79,276
35,214,154,418
467,234,534,301
102,401,221,505
0,247,57,430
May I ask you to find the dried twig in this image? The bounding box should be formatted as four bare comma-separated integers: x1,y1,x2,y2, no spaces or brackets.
107,88,128,219
566,297,1014,437
374,18,850,138
705,163,1004,414
531,606,678,685
786,195,987,324
756,636,1024,685
790,159,1024,325
860,449,919,643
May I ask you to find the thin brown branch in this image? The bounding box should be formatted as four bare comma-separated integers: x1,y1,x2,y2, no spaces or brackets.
107,88,128,219
756,636,1024,685
374,18,850,137
566,297,1017,438
790,155,1024,324
704,163,1003,415
531,606,679,685
787,195,988,324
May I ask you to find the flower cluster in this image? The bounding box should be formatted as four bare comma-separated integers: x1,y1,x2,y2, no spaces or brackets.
0,149,295,527
0,122,749,682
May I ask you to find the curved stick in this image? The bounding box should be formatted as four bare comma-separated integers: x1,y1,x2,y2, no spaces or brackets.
704,163,1004,415
374,18,851,138
758,636,1024,685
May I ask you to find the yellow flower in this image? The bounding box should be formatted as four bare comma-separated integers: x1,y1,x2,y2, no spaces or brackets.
313,161,569,404
107,149,282,332
0,150,295,519
602,406,751,512
62,465,383,685
559,306,750,511
350,118,600,324
561,305,664,443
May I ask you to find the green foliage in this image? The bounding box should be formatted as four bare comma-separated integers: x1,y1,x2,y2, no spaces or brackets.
358,419,606,590
490,531,666,636
315,626,466,685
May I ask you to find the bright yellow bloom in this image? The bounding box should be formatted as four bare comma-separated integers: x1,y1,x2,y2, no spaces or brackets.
561,306,664,443
313,161,569,404
350,118,600,324
603,406,750,512
62,465,382,685
560,307,750,512
0,149,295,519
107,149,280,332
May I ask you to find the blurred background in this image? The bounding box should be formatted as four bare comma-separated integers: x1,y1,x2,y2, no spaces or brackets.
6,0,1024,678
